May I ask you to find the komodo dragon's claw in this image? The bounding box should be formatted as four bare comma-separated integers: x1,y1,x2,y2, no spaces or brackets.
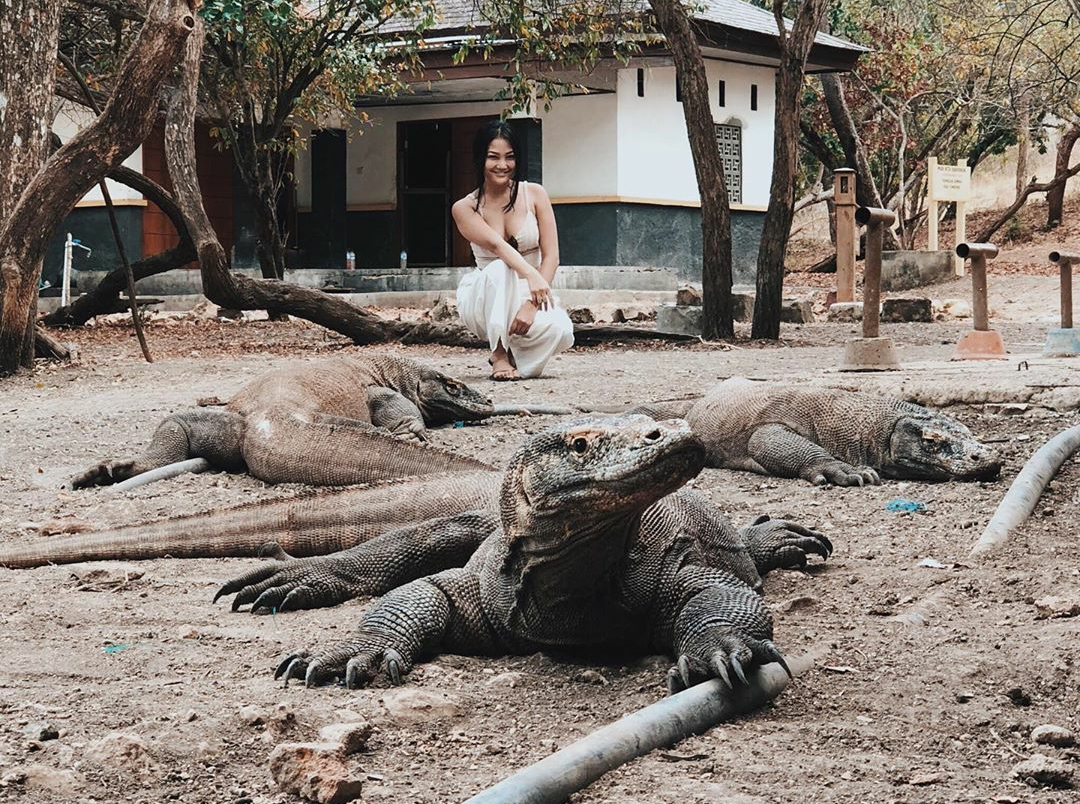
275,652,311,687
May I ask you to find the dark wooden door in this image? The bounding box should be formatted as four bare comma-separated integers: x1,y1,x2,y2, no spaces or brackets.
450,116,494,267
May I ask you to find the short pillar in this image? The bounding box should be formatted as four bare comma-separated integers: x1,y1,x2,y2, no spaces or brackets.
840,206,900,371
951,242,1006,359
833,168,857,304
1043,250,1080,356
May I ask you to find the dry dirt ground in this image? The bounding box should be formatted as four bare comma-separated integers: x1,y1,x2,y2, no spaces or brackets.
1,279,1078,804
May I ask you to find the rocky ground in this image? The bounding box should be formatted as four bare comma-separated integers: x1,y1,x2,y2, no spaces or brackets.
0,275,1078,803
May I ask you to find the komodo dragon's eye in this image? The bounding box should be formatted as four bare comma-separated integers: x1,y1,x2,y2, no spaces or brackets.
570,437,589,455
445,384,460,396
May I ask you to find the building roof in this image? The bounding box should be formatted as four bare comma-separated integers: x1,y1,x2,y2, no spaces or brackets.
396,0,866,65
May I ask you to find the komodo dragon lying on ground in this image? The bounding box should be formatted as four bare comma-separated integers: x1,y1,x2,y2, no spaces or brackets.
632,378,1001,487
211,415,832,692
69,354,494,489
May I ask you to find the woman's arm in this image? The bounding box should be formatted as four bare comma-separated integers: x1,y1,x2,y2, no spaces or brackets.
531,184,560,284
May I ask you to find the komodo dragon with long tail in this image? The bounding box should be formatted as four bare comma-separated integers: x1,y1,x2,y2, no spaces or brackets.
632,378,1001,487
69,354,494,489
210,415,831,693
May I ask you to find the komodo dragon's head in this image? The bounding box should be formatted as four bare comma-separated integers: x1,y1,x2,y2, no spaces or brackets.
883,405,1002,481
499,414,706,550
416,368,494,424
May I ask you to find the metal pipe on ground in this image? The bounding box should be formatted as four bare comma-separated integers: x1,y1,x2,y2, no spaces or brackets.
461,661,794,804
108,458,212,492
971,423,1080,557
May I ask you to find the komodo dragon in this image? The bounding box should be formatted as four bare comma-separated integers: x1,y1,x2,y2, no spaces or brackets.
69,354,494,489
632,378,1001,487
211,415,832,692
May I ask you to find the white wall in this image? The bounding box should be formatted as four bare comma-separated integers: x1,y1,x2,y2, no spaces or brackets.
615,62,775,209
53,104,144,205
541,93,618,198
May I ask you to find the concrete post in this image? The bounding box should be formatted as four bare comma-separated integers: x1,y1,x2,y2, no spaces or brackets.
839,206,900,371
952,242,1005,359
1043,250,1080,355
833,169,857,303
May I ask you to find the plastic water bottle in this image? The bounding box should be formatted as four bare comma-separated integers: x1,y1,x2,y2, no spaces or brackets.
399,250,408,270
345,250,355,271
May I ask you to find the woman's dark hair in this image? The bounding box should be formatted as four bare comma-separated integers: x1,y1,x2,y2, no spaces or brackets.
472,119,521,213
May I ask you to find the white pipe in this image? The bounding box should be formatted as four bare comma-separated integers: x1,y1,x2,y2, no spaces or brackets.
971,423,1080,556
109,458,212,492
61,233,73,307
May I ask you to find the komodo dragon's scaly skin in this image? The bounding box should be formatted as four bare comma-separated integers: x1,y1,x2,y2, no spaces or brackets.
634,378,1001,486
69,354,494,488
215,415,832,693
0,471,501,569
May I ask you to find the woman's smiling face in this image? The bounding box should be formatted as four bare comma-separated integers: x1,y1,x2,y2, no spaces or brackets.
484,137,516,189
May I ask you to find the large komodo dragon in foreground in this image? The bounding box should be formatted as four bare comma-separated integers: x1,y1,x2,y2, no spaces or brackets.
633,378,1001,487
210,415,832,692
69,354,494,488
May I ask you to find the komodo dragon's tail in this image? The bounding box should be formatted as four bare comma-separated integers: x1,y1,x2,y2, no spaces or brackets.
0,471,500,569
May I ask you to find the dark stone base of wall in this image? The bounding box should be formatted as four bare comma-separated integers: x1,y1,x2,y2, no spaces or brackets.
554,203,764,285
41,206,143,289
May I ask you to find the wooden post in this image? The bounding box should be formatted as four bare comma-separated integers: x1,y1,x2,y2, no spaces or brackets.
1049,250,1080,329
855,206,895,339
927,157,939,252
833,168,857,303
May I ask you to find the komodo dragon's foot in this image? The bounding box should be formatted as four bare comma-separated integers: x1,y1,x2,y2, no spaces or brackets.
808,460,880,487
215,555,363,612
68,459,141,489
667,634,790,696
275,633,412,688
741,515,833,575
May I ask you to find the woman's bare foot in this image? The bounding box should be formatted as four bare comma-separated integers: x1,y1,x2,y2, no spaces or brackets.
489,346,521,381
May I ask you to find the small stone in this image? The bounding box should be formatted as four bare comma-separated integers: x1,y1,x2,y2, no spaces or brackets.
23,723,59,742
675,284,702,306
379,689,462,722
1012,753,1074,788
1033,595,1080,619
484,671,526,689
909,771,948,785
318,722,373,756
568,307,595,324
269,742,363,804
954,691,975,703
84,732,151,770
184,710,198,723
1006,687,1032,707
732,292,755,322
780,298,814,324
881,298,932,323
827,302,863,322
777,595,820,613
1031,724,1075,747
572,670,608,686
237,705,266,727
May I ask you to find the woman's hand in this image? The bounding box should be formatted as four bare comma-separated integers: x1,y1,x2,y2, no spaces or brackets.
526,271,552,310
510,299,537,336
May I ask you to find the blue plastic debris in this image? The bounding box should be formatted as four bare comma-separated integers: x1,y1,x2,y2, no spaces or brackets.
454,421,465,428
885,498,926,513
103,643,131,654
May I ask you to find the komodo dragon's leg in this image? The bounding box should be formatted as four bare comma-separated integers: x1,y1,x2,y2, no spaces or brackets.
738,515,833,575
69,409,247,488
275,567,502,688
746,424,881,487
666,570,790,694
216,510,498,612
240,409,489,485
367,386,428,442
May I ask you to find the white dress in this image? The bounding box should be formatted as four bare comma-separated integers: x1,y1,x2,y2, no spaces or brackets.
456,182,574,378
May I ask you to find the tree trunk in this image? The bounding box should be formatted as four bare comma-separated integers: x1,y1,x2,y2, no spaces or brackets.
1015,101,1030,200
165,18,394,343
1047,124,1080,227
819,73,899,251
0,0,63,372
648,0,733,339
0,0,196,375
752,0,831,340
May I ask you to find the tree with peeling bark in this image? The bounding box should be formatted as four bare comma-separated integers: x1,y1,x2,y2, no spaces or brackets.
751,0,832,340
0,0,198,375
648,0,734,339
